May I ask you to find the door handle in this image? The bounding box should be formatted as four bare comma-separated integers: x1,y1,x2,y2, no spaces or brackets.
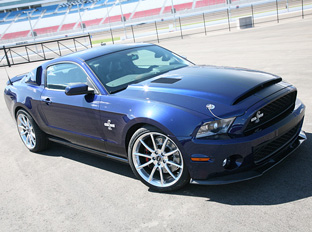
43,98,52,105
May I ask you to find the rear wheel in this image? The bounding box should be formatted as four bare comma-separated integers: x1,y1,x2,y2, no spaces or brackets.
128,126,190,192
16,109,48,152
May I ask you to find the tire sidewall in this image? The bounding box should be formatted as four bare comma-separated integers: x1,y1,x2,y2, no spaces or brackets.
16,109,47,152
128,126,190,192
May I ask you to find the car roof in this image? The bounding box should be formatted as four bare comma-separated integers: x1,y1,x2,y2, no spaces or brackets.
62,43,153,61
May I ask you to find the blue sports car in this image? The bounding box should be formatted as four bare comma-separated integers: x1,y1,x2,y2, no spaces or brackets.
4,43,306,191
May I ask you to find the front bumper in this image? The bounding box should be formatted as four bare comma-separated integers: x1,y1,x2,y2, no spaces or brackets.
181,99,306,185
190,130,306,185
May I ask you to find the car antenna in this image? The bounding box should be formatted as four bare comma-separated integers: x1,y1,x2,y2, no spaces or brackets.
4,67,13,85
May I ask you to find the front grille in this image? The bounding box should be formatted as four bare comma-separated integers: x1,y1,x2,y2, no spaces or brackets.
244,91,297,135
253,122,301,164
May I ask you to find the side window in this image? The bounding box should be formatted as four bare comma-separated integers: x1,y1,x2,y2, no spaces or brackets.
46,63,88,90
36,66,42,85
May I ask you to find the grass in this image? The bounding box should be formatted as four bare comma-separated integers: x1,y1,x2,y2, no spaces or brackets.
92,37,121,44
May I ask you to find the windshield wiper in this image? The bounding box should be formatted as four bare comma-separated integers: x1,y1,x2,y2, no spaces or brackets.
154,65,188,76
109,86,128,94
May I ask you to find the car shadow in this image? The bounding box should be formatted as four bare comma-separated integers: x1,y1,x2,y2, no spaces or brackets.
37,142,136,179
160,132,312,205
37,133,312,205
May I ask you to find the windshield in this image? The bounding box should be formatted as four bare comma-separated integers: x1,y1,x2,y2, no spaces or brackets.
86,45,192,93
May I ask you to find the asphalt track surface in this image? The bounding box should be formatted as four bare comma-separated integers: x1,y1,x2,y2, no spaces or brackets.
0,17,312,232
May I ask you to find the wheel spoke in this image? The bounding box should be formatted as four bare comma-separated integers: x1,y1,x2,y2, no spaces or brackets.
140,139,154,153
160,137,168,153
137,160,153,169
150,134,157,151
30,134,35,145
148,165,157,183
20,130,27,136
134,152,152,159
167,161,182,169
132,131,184,188
26,118,30,128
19,116,27,127
17,113,37,150
164,149,179,157
18,124,26,130
31,132,36,138
26,134,31,146
158,166,164,186
164,164,177,180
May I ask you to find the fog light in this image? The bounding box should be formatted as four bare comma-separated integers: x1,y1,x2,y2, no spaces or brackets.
222,158,229,167
222,155,243,170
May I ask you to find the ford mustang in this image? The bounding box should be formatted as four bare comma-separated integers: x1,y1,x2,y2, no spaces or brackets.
4,43,306,191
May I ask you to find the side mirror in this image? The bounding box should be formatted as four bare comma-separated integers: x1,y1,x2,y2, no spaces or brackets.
131,54,139,61
65,83,94,96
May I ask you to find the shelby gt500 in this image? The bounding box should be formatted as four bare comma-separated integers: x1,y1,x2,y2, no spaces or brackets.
4,43,306,191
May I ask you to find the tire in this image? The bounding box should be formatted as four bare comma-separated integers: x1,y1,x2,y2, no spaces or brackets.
16,109,48,152
128,126,190,192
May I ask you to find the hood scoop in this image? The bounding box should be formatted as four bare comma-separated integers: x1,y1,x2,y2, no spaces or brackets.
151,78,181,84
232,77,282,105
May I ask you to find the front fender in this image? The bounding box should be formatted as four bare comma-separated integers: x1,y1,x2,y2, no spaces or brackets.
122,104,206,144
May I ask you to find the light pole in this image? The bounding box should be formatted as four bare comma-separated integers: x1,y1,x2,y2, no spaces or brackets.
170,0,176,30
105,3,114,43
62,1,85,33
76,3,85,33
118,0,127,39
227,0,232,19
105,4,112,29
24,11,35,42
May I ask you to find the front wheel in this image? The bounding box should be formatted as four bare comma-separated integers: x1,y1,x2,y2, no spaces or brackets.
128,127,190,192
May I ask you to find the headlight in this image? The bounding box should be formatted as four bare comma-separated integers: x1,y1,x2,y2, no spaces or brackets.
196,117,235,138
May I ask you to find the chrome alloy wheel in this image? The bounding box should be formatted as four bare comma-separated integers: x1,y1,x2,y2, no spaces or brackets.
132,132,184,188
17,114,36,150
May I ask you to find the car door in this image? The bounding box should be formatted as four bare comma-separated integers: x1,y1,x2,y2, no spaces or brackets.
40,62,106,151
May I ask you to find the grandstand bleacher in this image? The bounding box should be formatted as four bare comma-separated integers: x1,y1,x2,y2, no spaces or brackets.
0,0,232,41
132,8,161,19
0,12,9,21
60,23,77,31
2,30,29,40
163,3,193,14
45,5,58,14
34,25,59,35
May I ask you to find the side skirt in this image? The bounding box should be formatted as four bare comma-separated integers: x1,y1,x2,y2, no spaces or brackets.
48,136,129,164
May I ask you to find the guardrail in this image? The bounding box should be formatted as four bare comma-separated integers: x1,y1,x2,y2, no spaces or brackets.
0,34,92,67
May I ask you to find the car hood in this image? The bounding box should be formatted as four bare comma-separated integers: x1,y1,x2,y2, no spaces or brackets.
116,66,289,118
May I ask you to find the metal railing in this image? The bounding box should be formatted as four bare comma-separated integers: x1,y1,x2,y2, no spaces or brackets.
0,0,311,67
91,0,312,44
0,34,92,67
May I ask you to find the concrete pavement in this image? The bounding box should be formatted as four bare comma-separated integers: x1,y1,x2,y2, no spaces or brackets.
0,17,311,232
